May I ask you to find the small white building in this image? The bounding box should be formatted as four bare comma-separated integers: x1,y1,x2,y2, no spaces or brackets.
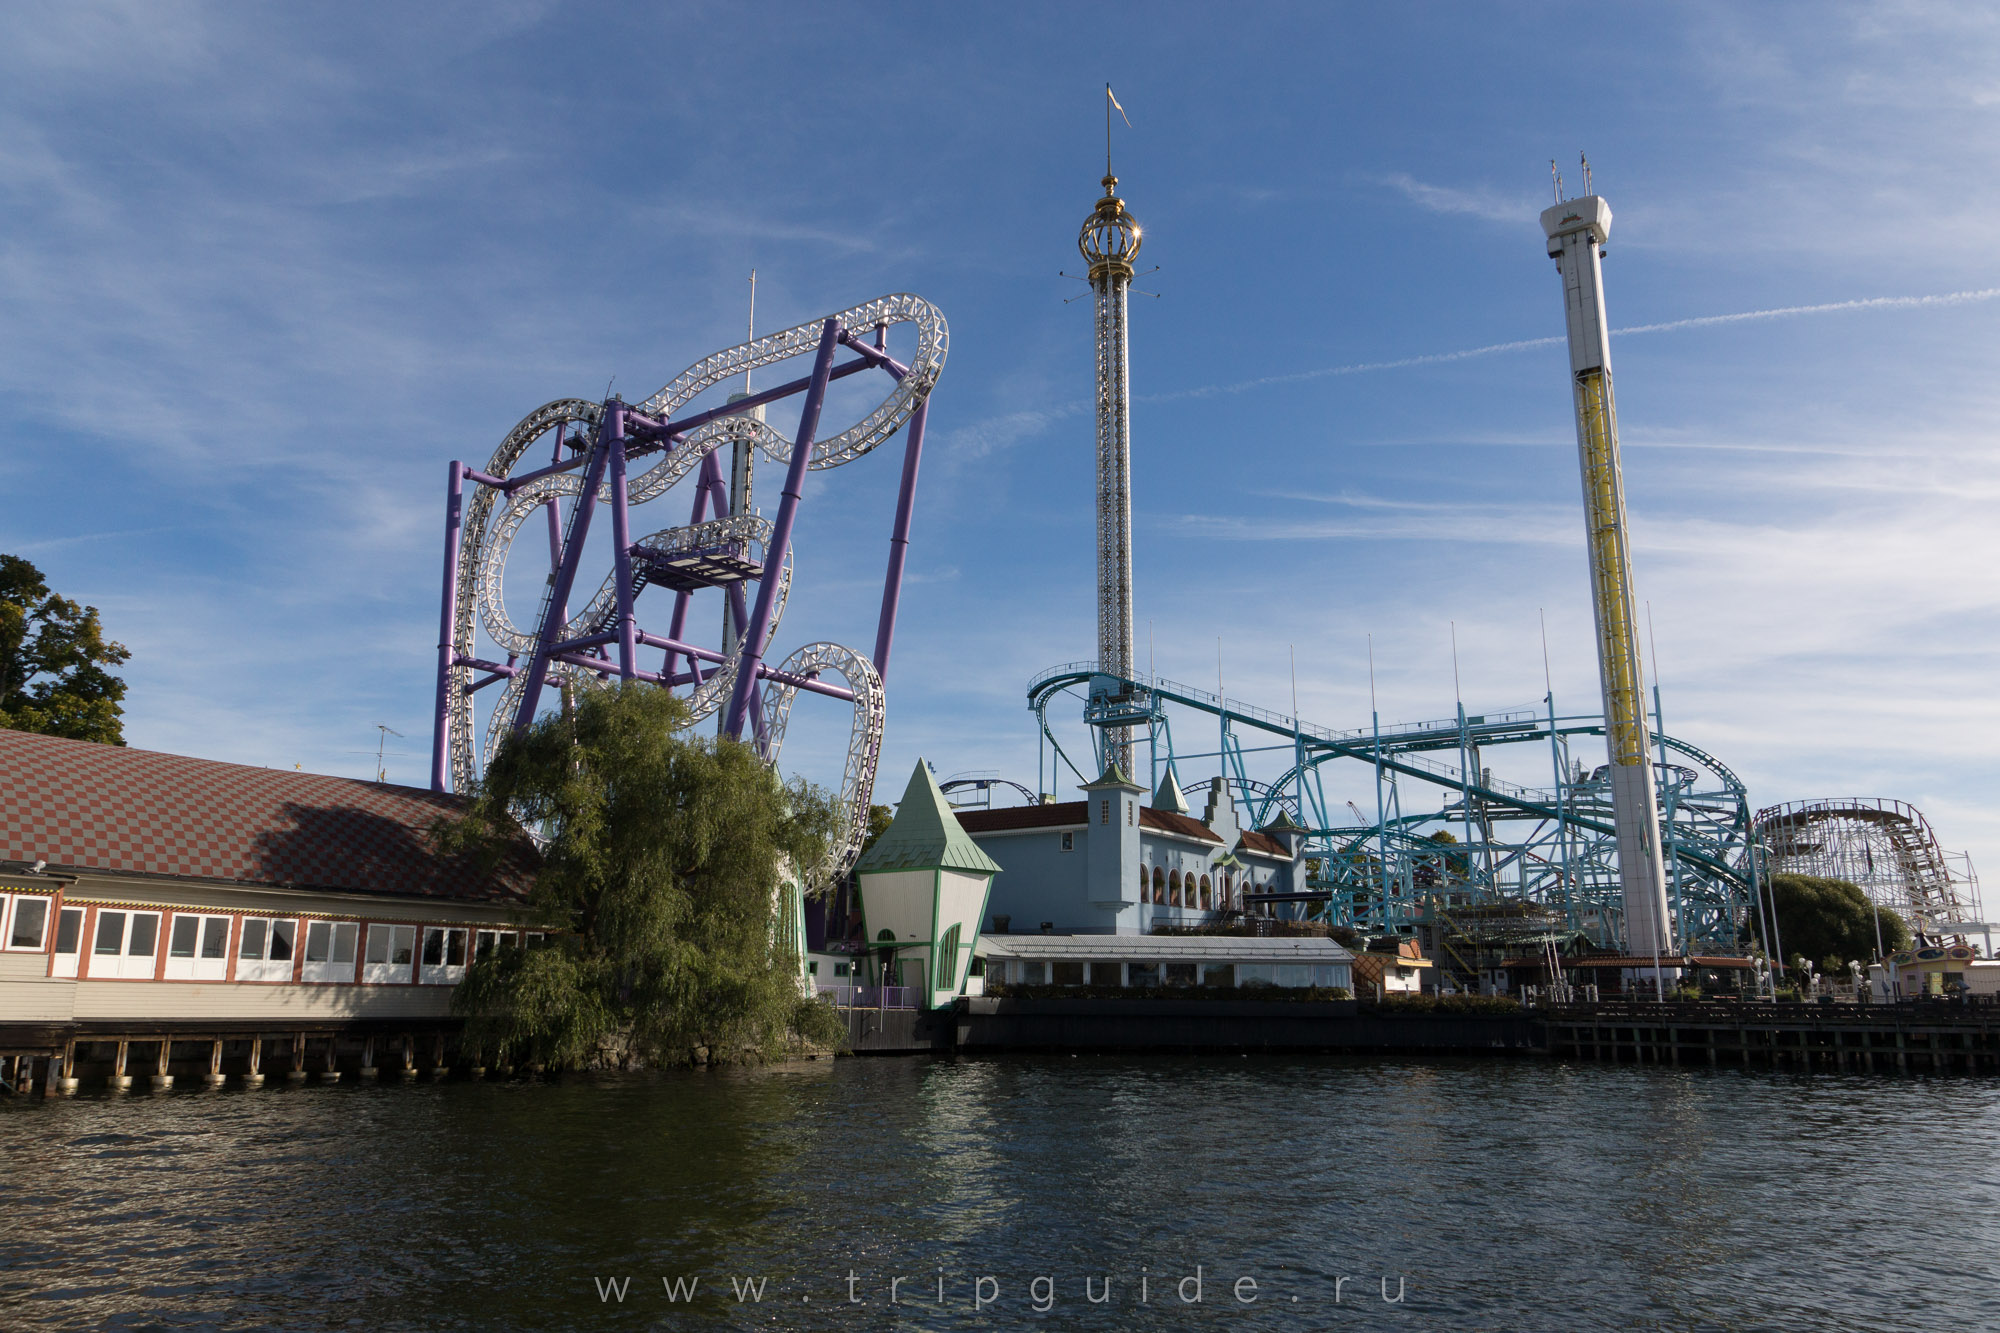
978,932,1351,992
851,761,1003,1010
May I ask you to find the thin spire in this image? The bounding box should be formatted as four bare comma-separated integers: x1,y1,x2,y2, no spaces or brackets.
1105,84,1130,179
743,268,757,394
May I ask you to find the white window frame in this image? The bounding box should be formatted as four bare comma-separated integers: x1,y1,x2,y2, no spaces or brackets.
300,920,360,983
4,894,52,951
363,924,417,984
236,916,299,983
164,912,233,981
419,926,469,985
1059,831,1074,852
51,905,84,978
87,909,162,979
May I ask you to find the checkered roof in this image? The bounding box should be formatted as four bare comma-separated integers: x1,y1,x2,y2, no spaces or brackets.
0,729,534,902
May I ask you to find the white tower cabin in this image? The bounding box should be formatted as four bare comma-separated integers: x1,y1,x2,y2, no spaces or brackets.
1541,190,1675,966
853,760,1002,1009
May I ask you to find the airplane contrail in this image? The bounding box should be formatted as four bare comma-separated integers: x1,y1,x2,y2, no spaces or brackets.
1141,286,2000,405
1616,287,2000,336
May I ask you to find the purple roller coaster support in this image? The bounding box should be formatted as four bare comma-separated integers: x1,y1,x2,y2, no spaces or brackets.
512,409,616,733
723,318,840,740
871,399,927,680
662,452,717,679
430,460,465,791
606,416,638,680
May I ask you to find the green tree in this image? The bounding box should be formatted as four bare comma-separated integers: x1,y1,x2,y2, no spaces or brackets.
443,683,846,1068
1756,872,1909,971
0,555,131,744
856,803,895,857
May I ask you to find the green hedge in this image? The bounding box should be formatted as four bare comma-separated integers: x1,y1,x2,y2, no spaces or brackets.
1360,993,1523,1015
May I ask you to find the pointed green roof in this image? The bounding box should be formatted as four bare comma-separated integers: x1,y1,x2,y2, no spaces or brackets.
854,760,1003,876
1081,758,1142,791
1262,807,1306,833
1152,764,1188,814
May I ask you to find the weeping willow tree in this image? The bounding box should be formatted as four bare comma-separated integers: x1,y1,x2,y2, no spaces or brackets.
440,683,846,1067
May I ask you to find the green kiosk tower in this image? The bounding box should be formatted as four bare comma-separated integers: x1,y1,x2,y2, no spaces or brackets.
854,760,1002,1009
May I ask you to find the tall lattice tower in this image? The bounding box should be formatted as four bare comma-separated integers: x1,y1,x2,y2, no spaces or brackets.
1080,171,1141,770
1542,187,1675,964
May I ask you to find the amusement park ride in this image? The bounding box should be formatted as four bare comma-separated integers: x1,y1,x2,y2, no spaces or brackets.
427,294,947,888
422,143,1981,964
1019,157,1982,961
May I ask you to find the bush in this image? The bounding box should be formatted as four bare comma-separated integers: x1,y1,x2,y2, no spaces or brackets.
1364,993,1523,1015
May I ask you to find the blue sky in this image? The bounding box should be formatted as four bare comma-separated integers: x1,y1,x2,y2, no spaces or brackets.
3,3,1996,885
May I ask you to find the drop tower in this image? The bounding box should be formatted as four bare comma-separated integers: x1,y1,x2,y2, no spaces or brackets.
1541,188,1675,964
1079,170,1141,771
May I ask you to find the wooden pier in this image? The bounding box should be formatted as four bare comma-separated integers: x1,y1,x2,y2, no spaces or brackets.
0,1019,477,1095
1538,999,2000,1072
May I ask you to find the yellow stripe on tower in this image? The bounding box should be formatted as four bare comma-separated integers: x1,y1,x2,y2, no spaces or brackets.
1574,368,1648,767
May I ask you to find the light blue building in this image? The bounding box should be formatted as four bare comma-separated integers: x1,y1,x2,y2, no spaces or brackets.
955,763,1310,936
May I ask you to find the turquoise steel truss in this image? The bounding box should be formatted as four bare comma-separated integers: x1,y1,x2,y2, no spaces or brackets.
1029,662,1757,955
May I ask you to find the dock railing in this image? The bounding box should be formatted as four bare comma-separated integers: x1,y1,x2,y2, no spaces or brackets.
816,984,917,1010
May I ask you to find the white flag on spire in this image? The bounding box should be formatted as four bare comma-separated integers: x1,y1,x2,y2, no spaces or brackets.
1107,85,1131,127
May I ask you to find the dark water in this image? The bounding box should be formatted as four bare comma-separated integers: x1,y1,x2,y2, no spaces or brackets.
3,1056,1998,1331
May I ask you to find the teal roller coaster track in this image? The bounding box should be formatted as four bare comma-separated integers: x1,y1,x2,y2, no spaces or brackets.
1027,662,1757,955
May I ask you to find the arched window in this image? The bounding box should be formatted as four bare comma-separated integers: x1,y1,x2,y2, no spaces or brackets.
1167,869,1181,907
1152,866,1166,904
1200,874,1212,909
877,928,895,942
937,923,961,994
1139,866,1150,897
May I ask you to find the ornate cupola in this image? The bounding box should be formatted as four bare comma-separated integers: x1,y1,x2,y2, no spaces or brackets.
1079,176,1142,282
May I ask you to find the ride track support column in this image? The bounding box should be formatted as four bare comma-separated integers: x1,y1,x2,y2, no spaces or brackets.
606,406,638,680
431,460,465,791
512,407,619,733
723,318,842,743
871,399,928,681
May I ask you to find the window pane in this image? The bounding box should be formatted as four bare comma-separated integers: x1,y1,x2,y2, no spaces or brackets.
1202,963,1235,987
55,908,82,955
239,918,267,959
1164,962,1197,986
304,921,331,963
365,925,391,964
474,930,497,960
268,920,295,962
392,926,415,965
201,918,230,958
421,929,444,965
11,898,48,949
169,916,200,959
1051,960,1085,986
127,914,159,959
1127,962,1159,987
331,923,357,964
445,930,466,966
94,911,127,955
